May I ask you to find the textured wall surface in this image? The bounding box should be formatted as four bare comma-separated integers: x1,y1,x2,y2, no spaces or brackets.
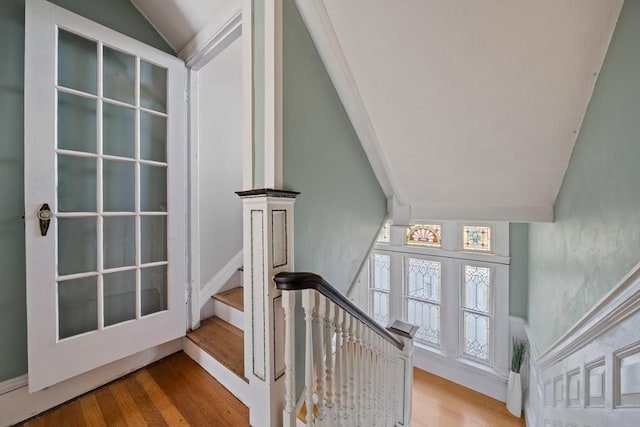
0,0,172,383
282,0,387,293
528,1,640,353
509,223,529,318
197,38,243,286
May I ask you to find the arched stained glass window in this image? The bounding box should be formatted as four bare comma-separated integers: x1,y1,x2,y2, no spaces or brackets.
406,225,441,247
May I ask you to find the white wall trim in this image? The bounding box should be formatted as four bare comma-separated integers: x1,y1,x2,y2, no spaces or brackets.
199,250,244,309
179,0,243,64
537,261,640,368
0,339,182,427
0,375,28,397
263,0,283,189
293,0,397,200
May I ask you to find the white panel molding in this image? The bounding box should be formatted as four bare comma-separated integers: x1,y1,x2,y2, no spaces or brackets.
524,262,640,426
0,339,182,427
199,250,244,308
537,262,640,369
294,0,397,200
0,375,28,397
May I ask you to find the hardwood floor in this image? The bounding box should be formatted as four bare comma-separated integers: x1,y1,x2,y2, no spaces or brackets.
186,316,247,382
16,352,524,427
16,352,249,427
412,368,526,427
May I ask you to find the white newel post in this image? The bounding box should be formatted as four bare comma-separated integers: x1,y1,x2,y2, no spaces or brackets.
237,189,299,427
387,320,419,427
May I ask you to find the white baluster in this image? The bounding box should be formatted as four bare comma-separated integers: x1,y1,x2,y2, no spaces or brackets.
333,306,343,425
315,294,326,420
348,316,356,420
324,300,335,413
303,290,315,425
366,329,375,426
340,314,350,421
353,321,362,426
282,291,296,427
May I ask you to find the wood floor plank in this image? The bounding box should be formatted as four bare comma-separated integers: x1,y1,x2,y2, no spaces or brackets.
108,382,148,427
412,368,526,427
15,352,248,427
121,375,168,427
79,395,106,427
146,353,249,427
135,370,189,426
94,388,128,427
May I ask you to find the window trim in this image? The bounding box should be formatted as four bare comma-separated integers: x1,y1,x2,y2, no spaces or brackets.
365,220,510,378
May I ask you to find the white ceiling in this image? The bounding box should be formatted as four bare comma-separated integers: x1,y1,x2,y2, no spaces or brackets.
130,0,231,54
132,0,623,222
315,0,622,221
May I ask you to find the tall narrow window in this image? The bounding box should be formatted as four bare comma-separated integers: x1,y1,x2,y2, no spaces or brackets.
370,253,390,325
405,258,441,345
462,265,492,362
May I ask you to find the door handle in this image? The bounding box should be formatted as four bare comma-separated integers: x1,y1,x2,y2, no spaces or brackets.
37,203,53,236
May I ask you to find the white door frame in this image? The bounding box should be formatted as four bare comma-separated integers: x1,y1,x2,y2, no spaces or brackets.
186,0,253,330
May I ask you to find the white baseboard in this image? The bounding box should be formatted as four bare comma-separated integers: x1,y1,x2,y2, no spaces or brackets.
413,347,507,402
199,250,243,310
183,337,249,404
213,299,244,330
0,339,182,427
0,375,28,396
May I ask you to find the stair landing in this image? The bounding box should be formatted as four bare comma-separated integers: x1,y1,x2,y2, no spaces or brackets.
213,287,244,312
187,316,247,383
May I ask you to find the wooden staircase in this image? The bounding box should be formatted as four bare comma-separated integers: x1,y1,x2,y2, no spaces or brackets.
184,278,249,404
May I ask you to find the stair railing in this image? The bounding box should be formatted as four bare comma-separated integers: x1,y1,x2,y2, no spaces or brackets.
275,272,418,427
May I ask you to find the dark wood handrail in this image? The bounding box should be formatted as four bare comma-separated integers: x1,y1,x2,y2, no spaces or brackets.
274,272,404,350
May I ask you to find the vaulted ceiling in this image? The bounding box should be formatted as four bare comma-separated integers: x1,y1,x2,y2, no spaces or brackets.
132,0,623,222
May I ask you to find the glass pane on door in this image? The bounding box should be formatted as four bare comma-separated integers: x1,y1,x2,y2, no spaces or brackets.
54,30,171,340
58,276,98,339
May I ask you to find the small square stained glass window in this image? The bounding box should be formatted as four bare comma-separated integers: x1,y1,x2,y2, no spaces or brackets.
463,225,491,252
407,225,441,247
377,222,390,243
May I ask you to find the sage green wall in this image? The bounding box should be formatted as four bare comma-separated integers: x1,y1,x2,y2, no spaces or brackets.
509,223,528,318
282,0,387,293
528,1,640,353
0,0,173,383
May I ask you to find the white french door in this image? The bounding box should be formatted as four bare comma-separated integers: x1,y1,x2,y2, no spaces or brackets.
24,0,186,392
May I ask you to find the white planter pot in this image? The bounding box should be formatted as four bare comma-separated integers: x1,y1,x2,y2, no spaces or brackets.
506,370,522,417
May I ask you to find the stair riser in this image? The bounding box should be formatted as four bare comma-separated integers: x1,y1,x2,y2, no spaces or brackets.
213,300,244,331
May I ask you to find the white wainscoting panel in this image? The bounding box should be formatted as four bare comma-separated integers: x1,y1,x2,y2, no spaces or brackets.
525,263,640,426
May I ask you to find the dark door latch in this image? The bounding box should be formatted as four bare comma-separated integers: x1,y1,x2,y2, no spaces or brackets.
37,204,52,236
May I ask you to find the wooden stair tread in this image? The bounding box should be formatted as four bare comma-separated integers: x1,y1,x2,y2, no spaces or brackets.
187,317,248,383
213,287,244,312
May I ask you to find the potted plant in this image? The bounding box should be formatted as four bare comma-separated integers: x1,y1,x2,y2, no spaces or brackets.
506,338,526,417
